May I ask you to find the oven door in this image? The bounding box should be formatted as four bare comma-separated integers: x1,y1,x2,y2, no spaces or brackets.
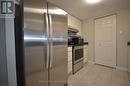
73,46,84,64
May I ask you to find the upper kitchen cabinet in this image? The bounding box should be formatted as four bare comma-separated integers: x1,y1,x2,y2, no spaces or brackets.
68,14,82,35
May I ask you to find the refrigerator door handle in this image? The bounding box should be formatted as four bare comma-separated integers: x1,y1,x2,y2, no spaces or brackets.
44,13,49,69
48,14,53,68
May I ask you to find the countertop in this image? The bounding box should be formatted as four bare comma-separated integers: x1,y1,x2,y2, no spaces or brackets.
68,42,88,47
84,42,88,45
128,42,130,46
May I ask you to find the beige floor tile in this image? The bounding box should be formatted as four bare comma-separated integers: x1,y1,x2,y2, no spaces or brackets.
68,63,130,86
94,77,111,86
111,74,126,85
94,81,110,86
79,81,94,86
110,82,126,86
98,73,111,81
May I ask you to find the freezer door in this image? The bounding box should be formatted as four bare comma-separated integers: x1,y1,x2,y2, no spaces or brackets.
24,0,49,86
48,2,68,86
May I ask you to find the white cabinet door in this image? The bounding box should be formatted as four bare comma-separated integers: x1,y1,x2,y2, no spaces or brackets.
68,14,81,35
68,47,72,74
68,62,72,74
128,47,130,73
84,45,88,63
95,15,116,67
68,52,72,62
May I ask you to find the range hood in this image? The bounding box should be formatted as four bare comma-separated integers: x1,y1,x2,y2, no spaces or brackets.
68,26,79,33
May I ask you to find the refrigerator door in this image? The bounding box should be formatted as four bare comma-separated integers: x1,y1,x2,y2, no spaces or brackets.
48,2,68,86
24,0,49,86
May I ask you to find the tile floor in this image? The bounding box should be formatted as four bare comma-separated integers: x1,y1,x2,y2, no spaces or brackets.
68,63,130,86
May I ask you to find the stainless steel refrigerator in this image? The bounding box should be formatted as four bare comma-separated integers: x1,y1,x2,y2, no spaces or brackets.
15,0,68,86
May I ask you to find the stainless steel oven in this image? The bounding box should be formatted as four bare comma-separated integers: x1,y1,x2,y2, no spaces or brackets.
68,36,83,45
72,45,84,74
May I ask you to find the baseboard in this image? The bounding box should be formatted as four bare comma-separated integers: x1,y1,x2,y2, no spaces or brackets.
88,61,95,64
87,61,128,72
116,66,128,72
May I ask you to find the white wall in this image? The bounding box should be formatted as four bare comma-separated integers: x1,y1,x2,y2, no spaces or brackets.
82,8,130,69
82,19,94,61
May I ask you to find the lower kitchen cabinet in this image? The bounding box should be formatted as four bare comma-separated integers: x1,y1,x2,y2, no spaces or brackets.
67,45,88,74
84,45,88,63
68,62,72,74
128,46,130,74
68,47,72,74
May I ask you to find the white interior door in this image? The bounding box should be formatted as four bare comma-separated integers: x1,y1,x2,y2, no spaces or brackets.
95,15,116,67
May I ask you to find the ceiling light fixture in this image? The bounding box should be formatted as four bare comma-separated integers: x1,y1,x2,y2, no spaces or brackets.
86,0,102,4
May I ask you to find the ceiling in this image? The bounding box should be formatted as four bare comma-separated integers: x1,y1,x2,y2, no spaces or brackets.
48,0,130,20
